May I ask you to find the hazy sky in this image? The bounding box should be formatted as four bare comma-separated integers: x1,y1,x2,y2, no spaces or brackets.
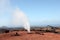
0,0,60,27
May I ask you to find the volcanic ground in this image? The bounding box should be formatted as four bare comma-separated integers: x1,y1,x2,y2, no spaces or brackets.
0,31,60,40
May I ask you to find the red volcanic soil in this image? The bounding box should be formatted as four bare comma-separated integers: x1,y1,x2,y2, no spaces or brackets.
0,31,60,40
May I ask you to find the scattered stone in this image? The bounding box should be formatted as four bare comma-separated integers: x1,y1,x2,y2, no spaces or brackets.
27,32,33,34
11,32,20,36
35,31,44,35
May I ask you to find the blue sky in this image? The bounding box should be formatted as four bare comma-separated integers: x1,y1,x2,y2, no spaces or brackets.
0,0,60,27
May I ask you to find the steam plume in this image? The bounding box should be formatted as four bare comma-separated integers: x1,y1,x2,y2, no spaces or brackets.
12,8,30,33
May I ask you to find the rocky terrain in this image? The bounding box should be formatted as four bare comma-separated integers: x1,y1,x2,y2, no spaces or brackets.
0,31,60,40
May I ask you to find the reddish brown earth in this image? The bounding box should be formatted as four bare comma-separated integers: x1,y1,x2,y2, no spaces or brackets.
0,31,60,40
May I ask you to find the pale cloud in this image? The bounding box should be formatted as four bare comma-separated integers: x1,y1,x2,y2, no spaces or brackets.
12,7,29,26
12,7,30,32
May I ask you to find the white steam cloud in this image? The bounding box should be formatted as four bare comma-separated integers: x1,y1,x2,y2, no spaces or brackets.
12,8,30,32
0,0,30,32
